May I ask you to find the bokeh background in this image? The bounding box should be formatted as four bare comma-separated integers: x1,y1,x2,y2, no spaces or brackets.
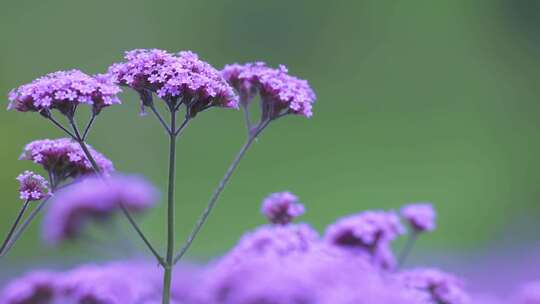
1,0,539,282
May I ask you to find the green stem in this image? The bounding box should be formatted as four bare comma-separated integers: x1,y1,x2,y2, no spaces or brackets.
397,231,418,268
162,110,177,304
173,120,269,264
0,200,30,256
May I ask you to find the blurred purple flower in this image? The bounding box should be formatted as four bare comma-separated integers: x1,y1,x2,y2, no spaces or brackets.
222,62,316,119
8,70,121,117
396,268,470,304
20,138,114,183
16,171,48,201
512,281,540,304
42,174,158,245
325,210,405,269
401,203,436,233
260,191,305,225
108,49,238,116
0,270,57,304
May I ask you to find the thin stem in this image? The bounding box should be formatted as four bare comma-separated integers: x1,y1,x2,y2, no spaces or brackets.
173,120,270,264
150,104,171,135
1,197,49,257
0,200,30,256
66,120,164,265
174,118,189,136
82,114,97,141
163,110,177,304
397,231,418,268
242,104,252,132
47,115,76,139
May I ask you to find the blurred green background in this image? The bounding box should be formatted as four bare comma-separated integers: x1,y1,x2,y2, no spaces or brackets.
1,0,539,273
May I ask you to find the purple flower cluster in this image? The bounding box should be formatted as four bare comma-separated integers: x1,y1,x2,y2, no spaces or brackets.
16,171,48,201
42,174,158,245
401,203,436,232
325,210,405,269
108,49,238,115
222,62,316,119
1,194,538,304
260,191,305,225
20,138,114,182
8,70,121,117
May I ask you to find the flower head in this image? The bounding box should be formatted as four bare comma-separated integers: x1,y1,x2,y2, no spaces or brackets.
512,281,540,304
261,191,305,225
16,171,49,201
221,62,316,119
19,138,114,183
325,210,405,269
396,268,470,304
42,174,158,245
401,203,436,233
0,270,58,304
108,49,238,116
8,70,121,117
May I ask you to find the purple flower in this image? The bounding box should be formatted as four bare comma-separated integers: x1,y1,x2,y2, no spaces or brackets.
16,171,48,201
8,70,121,117
221,62,316,119
42,174,158,245
108,49,238,116
325,210,405,269
261,191,305,225
0,270,57,304
19,138,114,183
512,281,540,304
396,268,470,304
401,203,436,232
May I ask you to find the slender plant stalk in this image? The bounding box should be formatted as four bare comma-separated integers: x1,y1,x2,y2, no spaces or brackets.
0,200,30,256
173,120,269,264
397,231,418,268
162,109,177,304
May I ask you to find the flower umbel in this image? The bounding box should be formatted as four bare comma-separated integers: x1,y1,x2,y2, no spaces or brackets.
401,203,437,233
20,138,114,184
16,171,49,201
42,174,158,245
8,70,121,117
108,49,238,116
261,191,305,225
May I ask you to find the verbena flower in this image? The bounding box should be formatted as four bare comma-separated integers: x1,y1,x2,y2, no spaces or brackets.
401,203,436,233
108,49,238,116
16,171,48,201
222,62,316,119
8,70,121,117
325,210,405,269
260,191,305,225
512,281,540,304
42,175,158,245
20,138,114,183
396,268,470,304
0,270,58,304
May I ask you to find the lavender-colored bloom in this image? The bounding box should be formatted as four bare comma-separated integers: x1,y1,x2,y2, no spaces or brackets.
222,62,316,119
261,191,305,225
108,49,238,116
325,210,404,269
397,268,471,304
0,270,57,304
401,203,436,232
16,171,48,201
512,281,540,304
8,70,121,117
42,174,158,244
20,138,114,182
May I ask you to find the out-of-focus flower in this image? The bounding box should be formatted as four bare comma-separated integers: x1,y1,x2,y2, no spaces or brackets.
108,49,238,116
0,270,58,304
260,191,305,225
396,268,470,304
401,203,436,232
325,210,405,269
20,138,114,183
8,70,121,117
16,171,48,201
222,62,316,119
512,281,540,304
42,174,158,245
